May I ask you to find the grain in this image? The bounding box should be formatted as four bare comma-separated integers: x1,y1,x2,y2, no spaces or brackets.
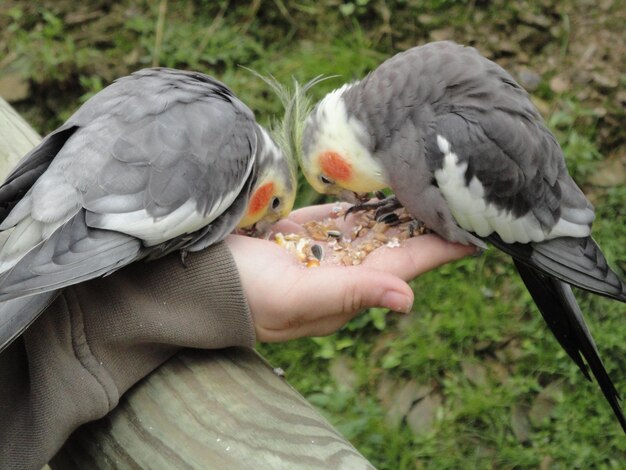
272,204,426,267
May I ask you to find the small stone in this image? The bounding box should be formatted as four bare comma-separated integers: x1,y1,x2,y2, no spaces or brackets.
519,12,551,29
495,339,524,363
329,356,358,391
531,96,551,117
382,379,432,427
429,28,454,42
549,75,570,94
588,153,626,187
592,107,607,118
591,72,618,89
540,455,554,470
497,39,517,55
511,404,532,444
529,381,563,427
407,393,442,435
485,358,510,383
517,69,542,91
417,14,435,25
273,367,285,377
461,360,488,387
0,73,30,102
474,339,492,351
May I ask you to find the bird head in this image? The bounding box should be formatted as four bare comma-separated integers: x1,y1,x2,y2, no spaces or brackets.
239,69,344,228
237,126,296,229
300,83,388,199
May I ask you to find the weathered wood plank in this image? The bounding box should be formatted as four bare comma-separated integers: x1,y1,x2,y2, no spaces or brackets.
0,96,374,470
51,348,374,469
0,97,41,176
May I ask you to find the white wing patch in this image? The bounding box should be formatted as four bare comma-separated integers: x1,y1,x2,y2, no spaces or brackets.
433,135,590,244
90,189,241,246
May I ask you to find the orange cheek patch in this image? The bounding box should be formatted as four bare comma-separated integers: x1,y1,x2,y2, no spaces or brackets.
248,182,274,215
320,151,352,181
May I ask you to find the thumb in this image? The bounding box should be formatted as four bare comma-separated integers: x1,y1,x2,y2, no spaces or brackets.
295,266,415,318
257,266,415,342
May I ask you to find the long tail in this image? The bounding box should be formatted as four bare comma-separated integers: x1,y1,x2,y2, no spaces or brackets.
487,234,626,302
0,291,60,353
513,259,626,433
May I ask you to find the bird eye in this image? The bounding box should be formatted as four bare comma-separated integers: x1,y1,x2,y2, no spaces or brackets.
271,196,281,210
319,175,334,185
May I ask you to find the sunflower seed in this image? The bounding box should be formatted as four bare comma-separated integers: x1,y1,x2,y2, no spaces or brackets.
311,244,323,261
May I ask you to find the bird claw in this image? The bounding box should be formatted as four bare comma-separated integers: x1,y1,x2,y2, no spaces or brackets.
345,195,402,220
180,249,189,267
376,212,401,225
407,219,424,237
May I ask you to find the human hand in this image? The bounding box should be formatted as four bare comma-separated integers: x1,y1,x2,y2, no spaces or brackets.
226,203,476,342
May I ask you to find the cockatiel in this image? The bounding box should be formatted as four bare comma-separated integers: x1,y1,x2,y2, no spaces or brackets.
300,41,626,432
0,67,296,352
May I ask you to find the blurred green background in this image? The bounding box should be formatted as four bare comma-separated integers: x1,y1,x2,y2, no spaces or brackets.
1,0,625,467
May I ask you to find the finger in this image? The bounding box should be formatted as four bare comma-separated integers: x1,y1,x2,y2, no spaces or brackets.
286,202,350,224
287,265,412,320
270,218,304,235
363,234,477,281
263,309,364,342
258,266,413,342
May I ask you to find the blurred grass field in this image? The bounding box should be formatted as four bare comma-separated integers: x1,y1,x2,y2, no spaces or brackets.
1,1,625,467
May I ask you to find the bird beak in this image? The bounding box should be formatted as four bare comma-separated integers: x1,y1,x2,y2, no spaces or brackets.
253,219,274,238
338,190,369,204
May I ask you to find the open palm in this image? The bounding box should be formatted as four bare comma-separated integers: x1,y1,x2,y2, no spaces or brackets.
226,203,476,342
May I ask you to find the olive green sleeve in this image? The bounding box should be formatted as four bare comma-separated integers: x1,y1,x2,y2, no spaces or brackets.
0,242,255,470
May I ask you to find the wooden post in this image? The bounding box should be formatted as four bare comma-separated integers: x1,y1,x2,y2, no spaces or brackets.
0,98,41,174
52,348,374,469
0,97,374,469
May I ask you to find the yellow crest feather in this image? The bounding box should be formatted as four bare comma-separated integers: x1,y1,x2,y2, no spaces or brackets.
242,67,334,189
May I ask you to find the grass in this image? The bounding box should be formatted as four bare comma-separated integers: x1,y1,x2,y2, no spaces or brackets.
1,0,625,467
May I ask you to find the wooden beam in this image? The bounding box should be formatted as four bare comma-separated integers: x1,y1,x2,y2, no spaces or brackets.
0,97,41,176
51,348,374,469
0,97,374,469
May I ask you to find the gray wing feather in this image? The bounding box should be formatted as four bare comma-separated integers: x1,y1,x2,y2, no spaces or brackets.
425,111,581,229
0,125,78,224
84,91,254,220
187,169,255,252
0,69,258,351
0,291,60,353
531,237,626,301
487,234,626,302
351,41,593,231
0,212,141,301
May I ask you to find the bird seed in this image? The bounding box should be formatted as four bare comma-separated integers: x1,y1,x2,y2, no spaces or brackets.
271,203,426,267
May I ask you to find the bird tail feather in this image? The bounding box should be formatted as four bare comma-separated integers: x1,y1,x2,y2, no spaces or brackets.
486,234,626,302
513,259,626,433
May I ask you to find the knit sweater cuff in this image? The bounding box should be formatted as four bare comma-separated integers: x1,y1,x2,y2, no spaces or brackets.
73,241,256,394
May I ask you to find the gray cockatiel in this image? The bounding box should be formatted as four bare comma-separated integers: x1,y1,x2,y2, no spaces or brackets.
0,68,297,352
300,41,626,431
